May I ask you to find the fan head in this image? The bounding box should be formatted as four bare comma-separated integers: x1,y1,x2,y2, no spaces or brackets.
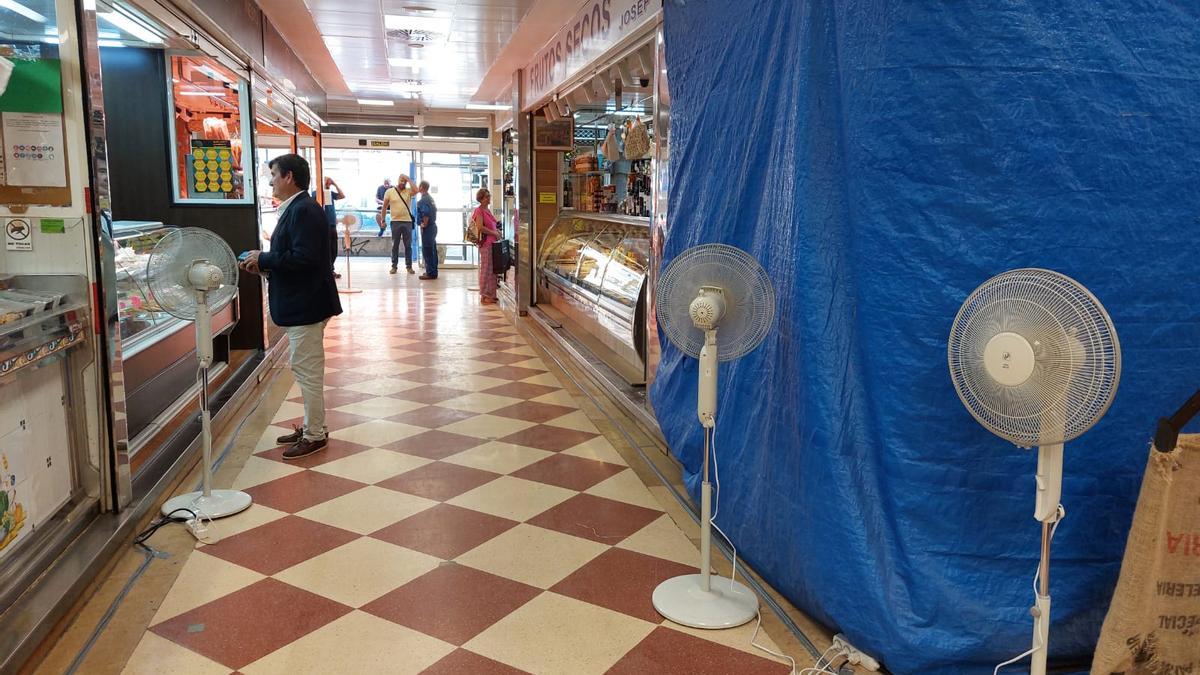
657,244,775,361
948,268,1121,447
147,228,239,320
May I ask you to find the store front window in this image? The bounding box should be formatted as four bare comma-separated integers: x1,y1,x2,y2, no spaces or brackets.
167,54,252,203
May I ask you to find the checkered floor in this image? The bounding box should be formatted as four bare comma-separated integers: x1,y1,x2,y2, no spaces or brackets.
120,268,792,675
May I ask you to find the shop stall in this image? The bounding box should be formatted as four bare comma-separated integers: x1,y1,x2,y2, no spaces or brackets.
517,0,665,388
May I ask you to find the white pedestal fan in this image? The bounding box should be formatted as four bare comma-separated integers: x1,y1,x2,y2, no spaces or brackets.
652,243,776,629
948,268,1120,675
150,228,253,519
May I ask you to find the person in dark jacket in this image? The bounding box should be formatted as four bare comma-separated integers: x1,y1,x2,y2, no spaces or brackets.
240,154,342,459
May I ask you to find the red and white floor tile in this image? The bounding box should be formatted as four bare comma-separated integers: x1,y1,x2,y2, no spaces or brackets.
121,268,791,674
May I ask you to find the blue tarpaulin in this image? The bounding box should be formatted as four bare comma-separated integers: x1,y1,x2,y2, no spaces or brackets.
652,2,1200,672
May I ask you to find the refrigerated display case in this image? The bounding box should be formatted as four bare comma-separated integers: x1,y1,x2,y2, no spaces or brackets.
537,212,649,384
0,273,96,596
110,222,236,449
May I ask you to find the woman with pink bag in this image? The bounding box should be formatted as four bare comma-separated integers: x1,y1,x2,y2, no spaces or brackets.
468,188,502,305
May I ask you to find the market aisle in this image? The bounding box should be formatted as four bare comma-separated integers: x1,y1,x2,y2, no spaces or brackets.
118,264,792,675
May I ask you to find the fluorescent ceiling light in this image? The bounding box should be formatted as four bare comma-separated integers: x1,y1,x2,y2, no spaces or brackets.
388,57,423,69
99,11,163,44
357,99,394,106
0,0,47,22
383,15,450,33
465,103,509,111
97,39,125,48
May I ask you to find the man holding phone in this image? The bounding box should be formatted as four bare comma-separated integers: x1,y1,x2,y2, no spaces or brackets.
381,173,417,274
239,154,342,459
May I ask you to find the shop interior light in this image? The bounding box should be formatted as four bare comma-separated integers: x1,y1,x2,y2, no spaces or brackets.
383,14,450,34
97,39,125,47
357,99,394,106
465,103,509,111
0,0,47,23
99,10,163,44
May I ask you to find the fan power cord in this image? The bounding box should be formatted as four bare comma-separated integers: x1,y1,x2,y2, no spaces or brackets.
133,507,198,546
797,641,850,675
751,609,799,674
992,504,1066,675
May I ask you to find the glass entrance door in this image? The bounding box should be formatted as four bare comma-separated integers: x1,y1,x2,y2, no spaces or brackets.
415,153,488,265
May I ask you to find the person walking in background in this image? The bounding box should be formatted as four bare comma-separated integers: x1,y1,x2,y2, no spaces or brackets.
239,154,342,459
470,188,501,304
323,176,345,279
375,177,392,236
417,180,438,280
382,174,417,274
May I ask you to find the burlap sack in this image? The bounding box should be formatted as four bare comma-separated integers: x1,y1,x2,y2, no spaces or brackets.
1092,434,1200,675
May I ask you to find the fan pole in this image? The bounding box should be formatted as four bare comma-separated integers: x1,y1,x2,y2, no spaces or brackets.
338,231,362,294
651,328,758,629
160,289,253,520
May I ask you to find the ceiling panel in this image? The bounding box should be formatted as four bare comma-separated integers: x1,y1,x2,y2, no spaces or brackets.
308,0,538,110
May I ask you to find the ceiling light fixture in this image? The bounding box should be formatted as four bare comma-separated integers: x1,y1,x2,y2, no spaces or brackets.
465,103,509,111
97,39,126,48
0,0,47,22
388,57,423,69
99,11,163,44
357,99,394,106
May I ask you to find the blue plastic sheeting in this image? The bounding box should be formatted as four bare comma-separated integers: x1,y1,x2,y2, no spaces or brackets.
653,2,1200,673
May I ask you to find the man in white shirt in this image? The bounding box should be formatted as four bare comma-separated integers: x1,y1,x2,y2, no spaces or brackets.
381,174,417,274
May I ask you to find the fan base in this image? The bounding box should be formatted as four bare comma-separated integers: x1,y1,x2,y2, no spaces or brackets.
161,490,253,520
653,574,758,629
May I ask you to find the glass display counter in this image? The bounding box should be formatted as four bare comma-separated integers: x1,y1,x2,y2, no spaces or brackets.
109,222,236,446
537,212,649,384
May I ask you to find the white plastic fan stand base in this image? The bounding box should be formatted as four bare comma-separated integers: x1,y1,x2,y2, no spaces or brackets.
162,490,252,519
653,575,758,629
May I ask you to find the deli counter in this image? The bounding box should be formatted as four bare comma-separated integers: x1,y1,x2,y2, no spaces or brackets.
537,212,649,385
110,221,236,454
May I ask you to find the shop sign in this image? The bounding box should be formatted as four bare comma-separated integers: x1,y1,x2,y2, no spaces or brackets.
370,140,390,147
522,0,662,110
539,192,557,204
5,218,32,251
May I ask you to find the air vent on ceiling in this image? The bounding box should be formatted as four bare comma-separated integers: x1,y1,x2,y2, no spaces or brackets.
387,29,444,43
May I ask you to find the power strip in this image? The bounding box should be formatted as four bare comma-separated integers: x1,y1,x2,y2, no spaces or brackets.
832,634,880,672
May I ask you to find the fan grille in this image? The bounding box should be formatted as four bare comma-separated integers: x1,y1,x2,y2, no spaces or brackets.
657,244,775,361
948,268,1121,447
147,228,238,320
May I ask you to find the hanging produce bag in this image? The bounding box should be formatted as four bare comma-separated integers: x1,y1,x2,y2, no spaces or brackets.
624,117,652,159
1092,435,1200,674
601,124,621,161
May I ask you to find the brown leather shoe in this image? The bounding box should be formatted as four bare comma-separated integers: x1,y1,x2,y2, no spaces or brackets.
276,427,303,445
282,437,327,460
419,275,436,280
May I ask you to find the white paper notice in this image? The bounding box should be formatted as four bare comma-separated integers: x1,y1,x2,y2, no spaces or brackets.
2,112,66,187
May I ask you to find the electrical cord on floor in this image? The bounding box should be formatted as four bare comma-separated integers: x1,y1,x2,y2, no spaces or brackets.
797,641,850,675
132,507,197,546
992,504,1066,675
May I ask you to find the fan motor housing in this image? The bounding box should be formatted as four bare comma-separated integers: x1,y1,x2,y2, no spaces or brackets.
983,332,1036,386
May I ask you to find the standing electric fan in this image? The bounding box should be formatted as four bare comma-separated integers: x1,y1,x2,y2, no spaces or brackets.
947,268,1120,674
652,243,775,629
150,228,253,519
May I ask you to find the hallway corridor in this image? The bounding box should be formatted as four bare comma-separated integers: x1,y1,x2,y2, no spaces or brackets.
54,264,796,674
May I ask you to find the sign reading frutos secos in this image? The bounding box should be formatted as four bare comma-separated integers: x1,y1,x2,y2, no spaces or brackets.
522,0,662,110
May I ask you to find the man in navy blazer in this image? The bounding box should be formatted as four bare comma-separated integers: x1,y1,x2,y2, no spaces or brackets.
240,154,342,459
